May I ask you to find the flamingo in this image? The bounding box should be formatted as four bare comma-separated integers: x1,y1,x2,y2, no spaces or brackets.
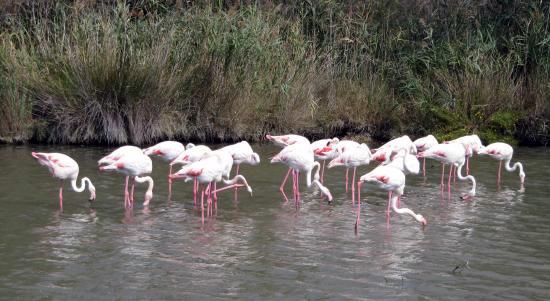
357,165,427,228
380,148,420,208
170,144,212,204
446,134,484,175
372,135,417,162
265,134,310,147
311,137,340,183
143,141,185,196
413,135,438,176
169,151,253,223
417,143,476,199
32,152,96,209
266,134,311,200
316,140,360,192
327,142,372,203
477,142,525,185
99,152,154,208
270,142,333,204
98,145,143,205
220,141,260,201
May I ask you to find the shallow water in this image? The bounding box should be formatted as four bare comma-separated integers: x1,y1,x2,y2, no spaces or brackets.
0,144,549,300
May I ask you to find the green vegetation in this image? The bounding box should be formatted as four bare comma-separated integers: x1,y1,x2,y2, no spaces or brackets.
0,1,549,145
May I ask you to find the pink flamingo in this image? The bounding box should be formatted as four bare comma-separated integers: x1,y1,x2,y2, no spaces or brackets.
417,143,476,199
170,144,212,204
270,142,333,204
372,135,417,162
311,137,340,183
98,145,143,205
32,152,96,209
169,151,253,223
327,142,372,203
316,140,360,193
99,152,154,208
266,134,310,200
143,141,185,196
446,134,484,175
413,135,438,176
357,165,427,229
478,142,525,185
220,141,260,201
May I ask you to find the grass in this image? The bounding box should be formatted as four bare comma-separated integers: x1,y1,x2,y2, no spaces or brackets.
0,1,548,146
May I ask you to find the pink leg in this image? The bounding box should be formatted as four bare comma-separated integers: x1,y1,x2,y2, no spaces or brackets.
386,191,392,228
193,178,199,206
124,176,129,208
130,178,135,204
168,165,173,198
59,181,63,209
351,167,356,204
466,156,470,175
498,161,502,185
423,158,426,177
279,168,291,202
355,182,362,230
214,182,218,213
296,170,300,202
345,169,349,193
448,164,452,195
200,185,205,224
397,196,401,208
321,160,325,184
441,164,445,187
234,164,240,202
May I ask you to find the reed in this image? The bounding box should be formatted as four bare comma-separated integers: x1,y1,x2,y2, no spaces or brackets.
0,1,548,145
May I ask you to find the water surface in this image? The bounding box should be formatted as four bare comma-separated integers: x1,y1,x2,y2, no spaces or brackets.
0,144,549,300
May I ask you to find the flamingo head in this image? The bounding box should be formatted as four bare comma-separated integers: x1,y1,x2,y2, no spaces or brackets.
250,153,261,165
31,152,49,166
520,172,525,184
327,157,344,168
143,190,153,207
88,183,96,202
418,215,427,227
416,151,426,159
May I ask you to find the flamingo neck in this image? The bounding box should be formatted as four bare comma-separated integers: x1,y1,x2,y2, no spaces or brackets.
223,174,252,192
71,177,91,193
456,162,476,196
307,161,322,187
505,158,525,179
390,193,423,223
135,176,154,193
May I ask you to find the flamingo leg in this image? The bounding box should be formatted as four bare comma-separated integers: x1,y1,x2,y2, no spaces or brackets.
466,156,470,175
448,164,452,195
59,181,63,209
397,195,401,208
441,164,445,187
386,191,392,228
422,158,426,177
355,182,362,230
234,164,240,202
124,176,129,208
168,165,173,198
498,161,502,185
130,178,135,205
279,168,291,202
345,168,349,193
214,182,218,214
193,178,199,206
200,185,205,224
296,170,301,202
351,167,356,204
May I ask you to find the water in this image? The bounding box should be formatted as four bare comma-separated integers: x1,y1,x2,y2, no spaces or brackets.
0,144,549,300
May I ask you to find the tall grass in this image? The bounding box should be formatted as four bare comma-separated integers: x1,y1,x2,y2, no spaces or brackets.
0,1,548,145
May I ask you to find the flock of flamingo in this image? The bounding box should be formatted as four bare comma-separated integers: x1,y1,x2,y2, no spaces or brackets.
31,133,525,227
